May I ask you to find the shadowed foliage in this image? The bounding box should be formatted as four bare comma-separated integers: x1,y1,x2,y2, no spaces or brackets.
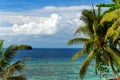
0,40,32,80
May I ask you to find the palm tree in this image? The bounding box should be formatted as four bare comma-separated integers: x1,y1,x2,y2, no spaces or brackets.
67,7,107,79
68,5,120,80
100,8,120,78
0,40,32,80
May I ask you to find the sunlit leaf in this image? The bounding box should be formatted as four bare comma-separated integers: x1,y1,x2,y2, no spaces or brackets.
79,50,95,79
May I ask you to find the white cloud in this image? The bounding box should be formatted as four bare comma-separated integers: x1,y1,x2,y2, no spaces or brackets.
0,13,61,36
0,5,90,45
43,5,92,11
0,15,48,25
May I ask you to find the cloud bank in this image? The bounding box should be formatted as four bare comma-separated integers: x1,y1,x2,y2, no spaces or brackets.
0,5,91,36
0,5,92,47
0,13,61,36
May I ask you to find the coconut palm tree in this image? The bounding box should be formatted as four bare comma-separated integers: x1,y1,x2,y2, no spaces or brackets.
100,8,120,78
68,5,120,80
67,7,107,79
0,40,32,80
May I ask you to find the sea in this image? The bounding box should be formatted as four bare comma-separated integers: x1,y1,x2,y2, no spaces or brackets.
14,48,114,80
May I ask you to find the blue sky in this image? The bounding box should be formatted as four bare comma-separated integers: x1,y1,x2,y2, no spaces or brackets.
0,0,111,48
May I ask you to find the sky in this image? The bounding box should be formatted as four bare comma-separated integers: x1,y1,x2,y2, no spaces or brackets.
0,0,112,48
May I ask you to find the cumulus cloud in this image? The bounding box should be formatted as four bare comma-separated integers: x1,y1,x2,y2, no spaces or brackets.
0,5,90,47
0,5,90,37
0,13,61,36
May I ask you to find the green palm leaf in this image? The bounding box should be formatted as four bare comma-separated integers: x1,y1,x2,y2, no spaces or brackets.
0,40,3,58
106,46,120,70
104,17,120,42
0,45,32,71
67,38,89,45
112,30,120,43
2,58,30,79
79,50,95,79
100,9,120,24
71,48,87,62
96,3,114,7
7,75,26,80
75,26,90,35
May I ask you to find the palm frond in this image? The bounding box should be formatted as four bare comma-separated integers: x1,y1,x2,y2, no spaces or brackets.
0,45,32,71
79,50,95,79
75,26,90,35
0,40,3,58
2,58,30,78
96,3,114,7
105,17,120,42
100,8,120,24
112,30,120,43
84,38,96,52
114,38,120,45
71,48,87,62
67,38,89,45
80,9,95,34
106,46,120,70
7,75,27,80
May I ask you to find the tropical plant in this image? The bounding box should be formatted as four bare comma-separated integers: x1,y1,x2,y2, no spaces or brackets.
67,7,106,79
100,7,120,78
0,40,32,80
67,3,120,80
96,0,120,14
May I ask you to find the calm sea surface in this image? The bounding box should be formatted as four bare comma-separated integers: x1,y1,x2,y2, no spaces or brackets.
14,48,113,80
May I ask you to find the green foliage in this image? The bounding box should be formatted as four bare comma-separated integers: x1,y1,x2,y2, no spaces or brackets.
97,65,109,78
100,9,120,24
68,0,120,79
67,38,89,45
0,40,32,80
75,26,90,35
67,8,104,79
100,9,120,43
70,48,87,62
96,0,120,15
7,75,27,80
79,50,95,79
106,46,120,70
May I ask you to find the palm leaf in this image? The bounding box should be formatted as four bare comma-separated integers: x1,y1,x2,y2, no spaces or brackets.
105,17,120,42
67,38,89,45
100,8,120,24
75,26,89,35
79,50,95,79
0,40,3,58
2,58,30,78
71,48,87,62
96,3,114,7
80,9,95,34
7,75,27,80
112,30,120,43
0,45,32,71
84,38,96,52
106,46,120,70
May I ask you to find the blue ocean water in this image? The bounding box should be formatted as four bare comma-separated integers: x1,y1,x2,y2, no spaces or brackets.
14,48,112,80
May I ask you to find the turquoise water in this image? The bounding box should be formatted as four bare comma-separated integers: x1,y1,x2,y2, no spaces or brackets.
15,48,114,80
